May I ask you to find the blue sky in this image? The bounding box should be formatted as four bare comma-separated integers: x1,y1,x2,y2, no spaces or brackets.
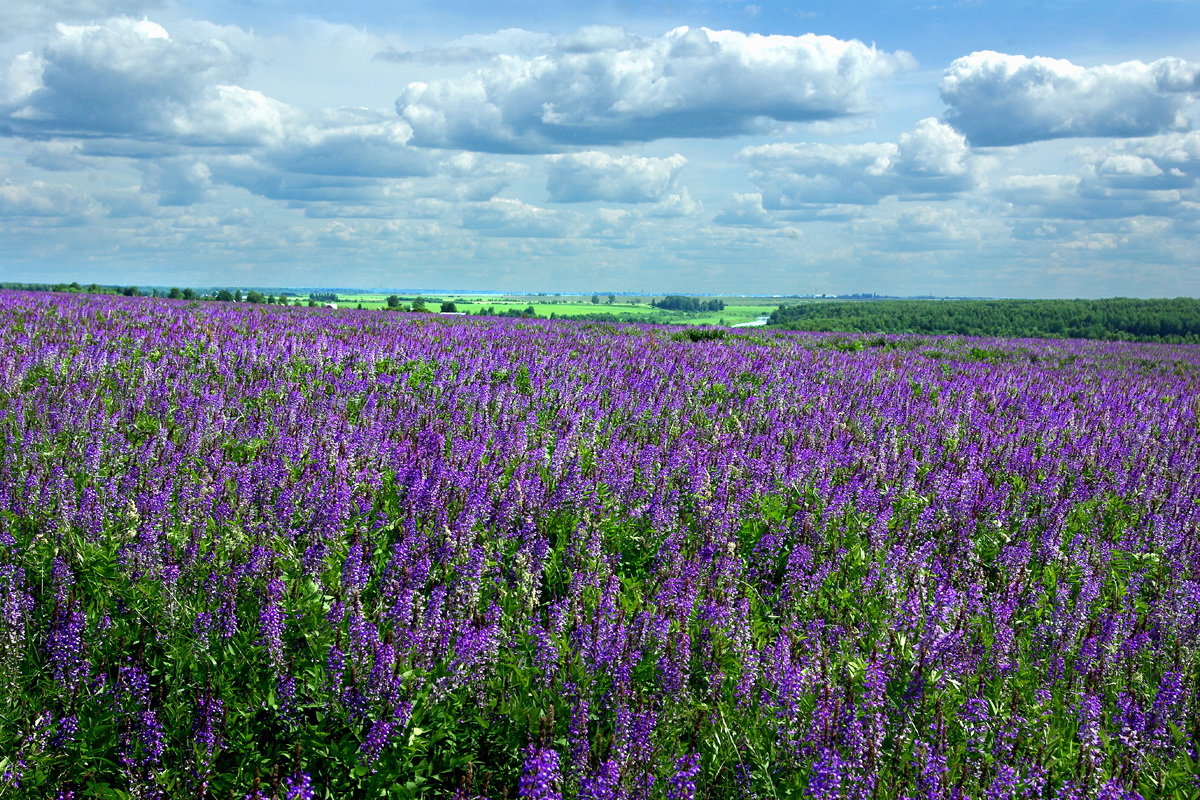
1,0,1198,296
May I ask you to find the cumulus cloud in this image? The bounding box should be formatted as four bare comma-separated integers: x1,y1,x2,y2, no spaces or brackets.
554,26,636,54
970,130,1200,226
23,141,92,171
739,118,974,209
0,20,459,213
174,142,519,213
854,205,984,252
139,158,214,205
713,192,779,227
990,172,1186,221
207,154,401,204
433,152,527,201
459,197,576,237
646,188,702,217
0,0,161,38
375,28,554,64
941,51,1200,146
376,26,636,65
1082,131,1200,190
264,110,433,179
0,179,103,221
397,26,910,152
0,17,296,148
544,151,686,203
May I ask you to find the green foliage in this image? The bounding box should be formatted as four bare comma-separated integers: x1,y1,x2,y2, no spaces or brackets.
671,327,727,342
653,295,726,312
770,297,1200,342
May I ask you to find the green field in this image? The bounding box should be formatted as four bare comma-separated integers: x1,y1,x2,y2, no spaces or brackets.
328,293,778,326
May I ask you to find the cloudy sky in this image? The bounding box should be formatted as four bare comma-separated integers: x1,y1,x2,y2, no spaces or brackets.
1,0,1198,296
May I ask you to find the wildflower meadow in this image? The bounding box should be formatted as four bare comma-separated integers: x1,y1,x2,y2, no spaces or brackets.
0,290,1197,799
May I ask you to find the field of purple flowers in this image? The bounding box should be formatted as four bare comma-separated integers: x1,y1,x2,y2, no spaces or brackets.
0,290,1198,799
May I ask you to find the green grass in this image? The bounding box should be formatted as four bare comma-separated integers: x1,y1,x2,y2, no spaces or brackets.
328,294,777,326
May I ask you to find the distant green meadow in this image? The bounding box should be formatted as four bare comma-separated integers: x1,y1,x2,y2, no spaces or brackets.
330,294,778,326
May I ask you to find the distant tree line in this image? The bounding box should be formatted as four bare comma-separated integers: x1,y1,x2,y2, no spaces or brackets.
204,289,302,305
651,295,726,312
2,281,134,296
383,295,457,313
472,304,536,318
768,298,1200,343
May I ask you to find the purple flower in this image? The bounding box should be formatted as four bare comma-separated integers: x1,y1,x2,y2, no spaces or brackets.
579,759,621,800
518,746,562,800
667,753,700,800
284,771,315,800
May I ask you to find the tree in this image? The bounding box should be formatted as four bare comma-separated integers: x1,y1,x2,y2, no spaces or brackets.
215,289,234,302
440,300,457,313
591,294,601,304
607,294,616,305
167,287,183,299
410,297,428,313
234,289,244,302
182,288,197,300
386,295,402,310
246,290,265,304
122,286,140,297
266,294,277,305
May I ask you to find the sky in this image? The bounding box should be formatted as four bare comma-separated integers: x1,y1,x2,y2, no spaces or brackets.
1,1,1198,296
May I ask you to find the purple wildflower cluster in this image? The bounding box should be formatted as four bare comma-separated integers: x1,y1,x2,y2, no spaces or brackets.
0,290,1197,797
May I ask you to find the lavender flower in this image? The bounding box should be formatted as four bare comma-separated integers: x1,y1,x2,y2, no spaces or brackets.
284,771,315,800
518,746,562,800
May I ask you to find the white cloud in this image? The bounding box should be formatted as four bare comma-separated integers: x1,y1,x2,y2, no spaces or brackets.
896,117,974,178
941,51,1200,146
854,205,985,252
397,26,910,152
713,192,778,227
209,154,400,203
23,140,92,171
1,53,43,108
981,132,1200,224
1082,131,1200,190
0,17,298,148
0,179,102,221
171,84,294,148
0,0,161,39
645,188,702,217
581,207,635,239
990,171,1186,221
459,197,577,237
265,111,433,178
739,117,974,208
376,26,639,66
375,28,554,64
544,151,686,203
554,26,635,54
139,158,213,205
